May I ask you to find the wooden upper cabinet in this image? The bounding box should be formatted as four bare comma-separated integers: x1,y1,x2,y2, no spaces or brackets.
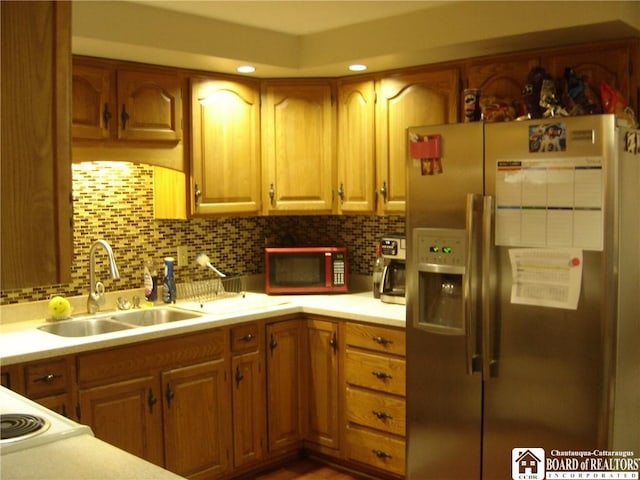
261,81,335,214
117,69,182,142
1,1,73,289
336,78,376,214
72,63,112,139
543,40,637,110
464,56,540,117
376,68,459,215
191,77,261,215
73,60,182,142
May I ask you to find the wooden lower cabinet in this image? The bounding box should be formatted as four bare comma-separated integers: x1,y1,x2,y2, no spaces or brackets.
163,360,231,479
78,376,164,466
7,356,76,420
265,318,304,453
230,322,266,470
77,330,229,479
304,317,340,452
5,316,406,479
343,322,407,478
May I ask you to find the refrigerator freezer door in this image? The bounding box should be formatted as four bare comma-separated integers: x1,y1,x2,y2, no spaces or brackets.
406,123,485,479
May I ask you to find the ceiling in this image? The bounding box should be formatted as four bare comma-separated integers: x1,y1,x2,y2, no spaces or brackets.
72,1,640,77
129,1,442,35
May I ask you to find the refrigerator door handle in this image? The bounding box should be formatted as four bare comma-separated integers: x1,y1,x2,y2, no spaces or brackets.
482,195,498,380
465,193,482,374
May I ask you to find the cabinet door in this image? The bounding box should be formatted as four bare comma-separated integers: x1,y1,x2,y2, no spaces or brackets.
465,56,539,118
191,77,261,215
231,350,266,468
266,319,303,452
376,68,459,215
305,318,339,450
1,0,72,289
117,69,183,142
162,360,231,479
72,63,113,139
544,41,636,110
336,78,376,214
78,376,164,467
262,81,335,214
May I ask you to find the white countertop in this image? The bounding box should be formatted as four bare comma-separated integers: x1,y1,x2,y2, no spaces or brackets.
0,291,405,365
1,434,186,480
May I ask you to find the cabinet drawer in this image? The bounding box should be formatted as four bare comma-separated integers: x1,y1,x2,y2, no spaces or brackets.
345,387,405,437
230,323,259,353
345,349,405,396
345,323,405,356
345,425,406,476
25,359,69,397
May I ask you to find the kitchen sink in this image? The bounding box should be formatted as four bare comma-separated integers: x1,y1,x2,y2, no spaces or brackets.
110,308,202,326
37,308,204,337
38,318,135,337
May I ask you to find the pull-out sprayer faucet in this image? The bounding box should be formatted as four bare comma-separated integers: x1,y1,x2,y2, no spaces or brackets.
87,240,120,314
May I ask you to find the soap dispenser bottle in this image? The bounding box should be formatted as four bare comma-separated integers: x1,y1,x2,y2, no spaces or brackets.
162,257,176,304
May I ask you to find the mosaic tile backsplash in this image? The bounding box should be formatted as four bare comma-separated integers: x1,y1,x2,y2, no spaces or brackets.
0,162,405,305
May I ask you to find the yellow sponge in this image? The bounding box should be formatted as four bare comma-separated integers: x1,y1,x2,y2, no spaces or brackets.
48,296,71,320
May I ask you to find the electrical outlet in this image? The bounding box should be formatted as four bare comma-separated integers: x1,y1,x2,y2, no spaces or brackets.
177,245,189,266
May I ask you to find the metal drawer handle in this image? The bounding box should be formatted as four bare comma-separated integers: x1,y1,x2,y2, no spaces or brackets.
34,373,62,383
238,333,254,342
372,336,393,346
371,371,392,380
372,410,393,420
372,449,392,459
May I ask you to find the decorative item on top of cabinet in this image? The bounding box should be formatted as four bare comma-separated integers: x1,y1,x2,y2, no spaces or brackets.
72,57,185,171
1,0,73,290
343,322,406,477
261,80,335,215
376,68,459,215
191,76,261,216
543,40,638,116
266,318,304,453
336,78,376,214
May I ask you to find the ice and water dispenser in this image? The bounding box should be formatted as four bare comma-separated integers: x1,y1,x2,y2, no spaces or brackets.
413,228,467,334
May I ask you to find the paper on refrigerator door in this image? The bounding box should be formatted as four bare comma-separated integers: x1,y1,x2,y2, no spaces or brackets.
508,248,583,310
495,157,604,251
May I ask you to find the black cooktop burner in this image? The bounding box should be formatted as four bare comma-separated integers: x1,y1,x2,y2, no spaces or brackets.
0,413,51,442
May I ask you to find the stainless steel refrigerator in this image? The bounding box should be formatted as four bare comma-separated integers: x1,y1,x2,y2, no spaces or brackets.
405,114,639,479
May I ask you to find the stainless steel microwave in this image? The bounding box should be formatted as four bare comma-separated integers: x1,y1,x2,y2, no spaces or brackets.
264,246,348,294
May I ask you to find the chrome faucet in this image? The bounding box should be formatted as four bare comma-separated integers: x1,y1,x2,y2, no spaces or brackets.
87,240,120,314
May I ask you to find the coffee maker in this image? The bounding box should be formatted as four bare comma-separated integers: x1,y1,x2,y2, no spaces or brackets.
380,234,406,305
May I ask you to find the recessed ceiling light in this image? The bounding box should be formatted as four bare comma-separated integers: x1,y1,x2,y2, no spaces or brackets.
348,64,367,72
237,65,256,73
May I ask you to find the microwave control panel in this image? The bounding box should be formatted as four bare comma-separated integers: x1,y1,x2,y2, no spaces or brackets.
331,253,346,286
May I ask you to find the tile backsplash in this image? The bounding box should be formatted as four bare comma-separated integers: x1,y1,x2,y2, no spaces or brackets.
0,162,404,305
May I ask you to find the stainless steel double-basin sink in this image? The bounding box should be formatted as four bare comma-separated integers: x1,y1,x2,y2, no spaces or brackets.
38,308,203,338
